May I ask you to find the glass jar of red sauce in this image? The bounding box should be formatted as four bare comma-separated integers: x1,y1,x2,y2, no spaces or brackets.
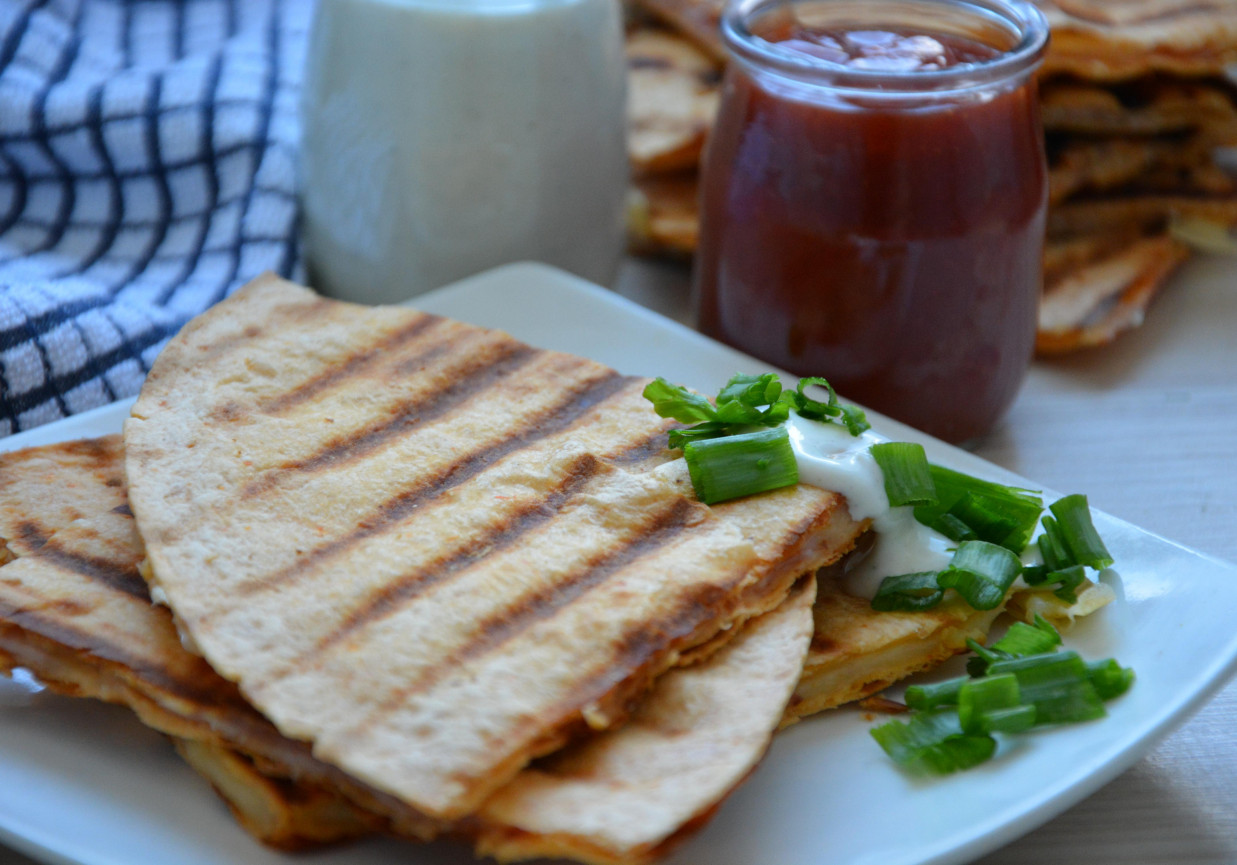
695,0,1049,443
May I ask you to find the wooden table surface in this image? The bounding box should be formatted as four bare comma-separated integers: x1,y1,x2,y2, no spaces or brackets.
1,254,1233,865
615,253,1237,865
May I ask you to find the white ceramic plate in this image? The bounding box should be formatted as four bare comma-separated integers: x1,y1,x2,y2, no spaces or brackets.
2,263,1236,865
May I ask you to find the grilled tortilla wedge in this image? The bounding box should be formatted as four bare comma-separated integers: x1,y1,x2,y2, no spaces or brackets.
124,274,864,820
0,436,438,845
0,435,816,863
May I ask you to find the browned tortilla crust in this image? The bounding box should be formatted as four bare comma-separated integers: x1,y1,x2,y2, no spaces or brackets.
124,275,864,820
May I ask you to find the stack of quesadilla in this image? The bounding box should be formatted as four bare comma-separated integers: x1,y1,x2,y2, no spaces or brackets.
0,432,818,861
0,276,852,862
0,275,1109,862
625,0,1237,353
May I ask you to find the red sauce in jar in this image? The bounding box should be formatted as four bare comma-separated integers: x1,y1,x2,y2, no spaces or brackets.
695,12,1047,443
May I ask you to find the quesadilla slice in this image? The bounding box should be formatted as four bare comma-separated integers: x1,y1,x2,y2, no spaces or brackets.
1040,78,1237,136
470,576,816,865
784,579,1003,725
627,27,721,175
628,171,700,257
0,437,440,844
1038,232,1191,354
1036,0,1237,80
0,435,818,862
631,0,726,63
124,275,864,819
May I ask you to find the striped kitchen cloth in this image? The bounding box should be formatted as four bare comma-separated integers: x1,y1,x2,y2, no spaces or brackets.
0,0,311,436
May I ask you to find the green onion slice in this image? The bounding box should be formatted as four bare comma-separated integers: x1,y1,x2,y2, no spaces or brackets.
1049,494,1115,570
990,615,1062,657
645,372,869,451
1048,564,1087,603
871,442,938,508
932,512,978,543
643,378,718,424
987,652,1107,726
905,676,968,711
966,638,1007,677
958,674,1035,734
1021,563,1050,586
1087,659,1136,700
682,426,798,505
1037,515,1073,571
937,541,1023,611
838,404,871,437
914,466,1043,552
870,708,997,774
716,373,782,411
871,571,944,612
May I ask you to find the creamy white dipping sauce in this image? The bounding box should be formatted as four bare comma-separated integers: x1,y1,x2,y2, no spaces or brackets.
301,0,629,303
784,414,955,598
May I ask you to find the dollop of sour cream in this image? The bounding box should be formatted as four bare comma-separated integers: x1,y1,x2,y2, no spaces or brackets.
784,413,955,598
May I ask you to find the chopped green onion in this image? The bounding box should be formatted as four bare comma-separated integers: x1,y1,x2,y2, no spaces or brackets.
838,404,871,437
876,619,1132,775
870,708,997,774
946,493,1026,552
871,442,938,508
871,571,944,612
958,674,1034,734
990,614,1062,657
1048,564,1087,603
645,372,868,451
716,373,781,411
682,426,798,504
1087,659,1136,699
914,466,1043,552
987,652,1107,726
975,705,1039,734
777,377,872,435
642,378,718,424
1021,563,1050,586
1049,494,1115,570
667,422,727,450
965,637,1006,677
932,512,978,543
784,376,841,421
937,541,1023,611
1037,515,1073,571
905,676,969,711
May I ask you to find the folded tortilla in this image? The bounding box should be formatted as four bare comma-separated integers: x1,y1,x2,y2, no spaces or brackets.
0,434,817,863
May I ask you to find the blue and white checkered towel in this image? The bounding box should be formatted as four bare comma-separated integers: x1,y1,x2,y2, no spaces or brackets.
0,0,311,436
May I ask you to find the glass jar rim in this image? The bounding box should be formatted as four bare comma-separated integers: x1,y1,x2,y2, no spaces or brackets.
721,0,1049,94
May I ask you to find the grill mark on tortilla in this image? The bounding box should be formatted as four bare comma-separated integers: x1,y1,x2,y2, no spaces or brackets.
497,562,755,753
238,341,542,498
606,430,675,468
0,437,123,491
189,297,330,365
490,532,823,758
13,521,50,553
60,436,121,470
233,371,636,596
17,523,150,601
259,313,445,415
355,497,700,734
314,452,605,656
38,548,150,602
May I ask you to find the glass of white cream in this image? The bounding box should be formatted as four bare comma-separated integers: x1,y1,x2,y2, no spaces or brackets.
300,0,629,303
